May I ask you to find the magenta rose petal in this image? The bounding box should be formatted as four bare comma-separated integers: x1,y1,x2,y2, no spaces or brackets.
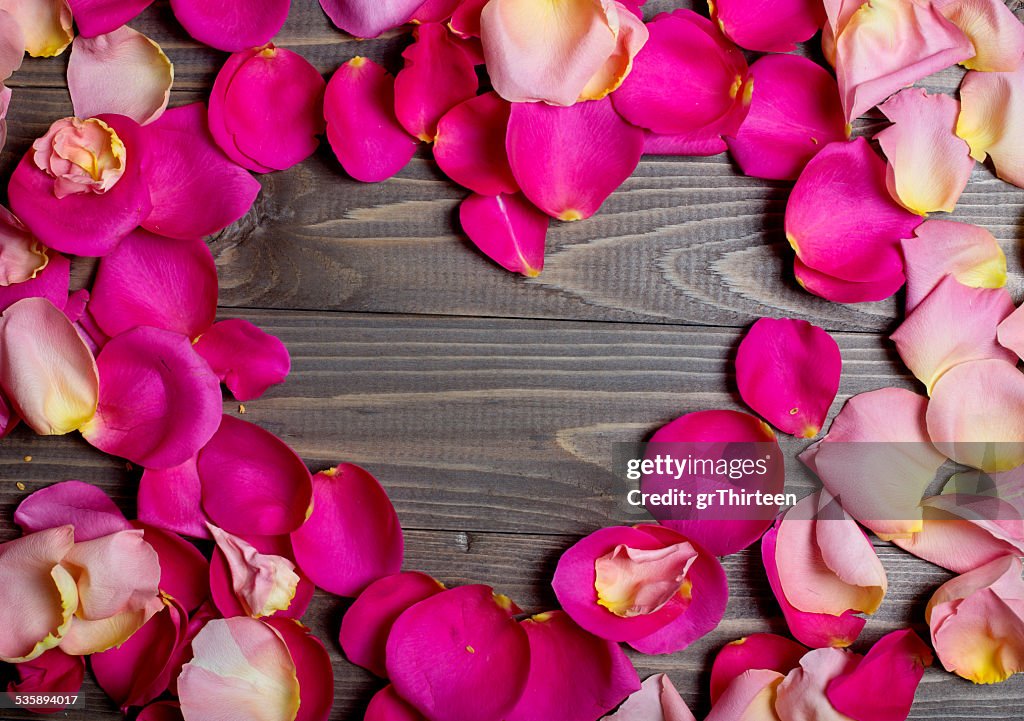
394,23,478,142
193,319,291,401
507,97,643,221
198,415,314,537
386,585,530,721
140,103,261,240
643,131,727,157
263,618,334,721
435,92,517,195
323,57,417,183
6,648,85,713
291,464,403,597
170,0,289,52
319,0,423,38
411,0,461,23
366,685,428,721
726,54,847,181
14,480,130,541
133,522,209,612
736,317,842,438
65,0,153,37
81,327,222,468
137,701,184,721
459,192,548,277
90,230,218,340
339,572,444,676
0,247,70,314
138,456,211,540
710,633,808,704
793,256,907,304
712,0,825,52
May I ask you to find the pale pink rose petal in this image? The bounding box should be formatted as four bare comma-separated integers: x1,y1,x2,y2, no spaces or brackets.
604,673,696,721
926,555,1024,683
0,526,76,663
0,207,42,286
8,115,153,257
480,0,619,105
834,0,974,123
762,520,866,649
291,464,403,597
0,250,70,313
165,601,217,696
192,319,290,402
793,256,906,304
137,701,184,721
133,522,209,612
803,388,945,539
209,46,326,173
459,192,548,277
140,103,261,240
813,490,888,598
935,0,1024,71
902,220,1007,314
875,88,973,215
339,572,444,677
999,304,1024,361
775,647,860,721
736,317,841,438
318,0,423,38
6,647,84,712
891,276,1015,393
263,618,334,721
0,386,19,438
435,92,517,195
0,0,72,56
0,8,24,79
209,525,300,619
957,66,1024,188
62,529,160,621
323,57,417,183
210,532,313,620
178,617,301,721
710,634,807,704
138,456,210,540
826,629,932,721
711,0,826,52
594,541,697,619
507,610,639,721
726,54,847,181
198,415,314,537
15,480,130,541
507,97,644,221
0,297,99,435
394,23,477,142
386,585,530,721
90,230,217,340
91,597,187,710
705,669,784,721
927,358,1024,473
578,2,648,102
613,9,750,139
643,410,783,556
68,26,172,125
365,685,428,721
81,327,222,469
169,0,289,52
65,0,152,37
786,137,922,285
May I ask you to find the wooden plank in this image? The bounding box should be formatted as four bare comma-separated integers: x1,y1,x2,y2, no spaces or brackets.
2,310,916,536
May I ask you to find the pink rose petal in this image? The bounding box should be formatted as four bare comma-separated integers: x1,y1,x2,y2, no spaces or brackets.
210,532,313,620
711,0,826,52
775,647,860,720
957,66,1024,188
263,618,334,721
386,584,530,721
366,685,428,721
935,0,1024,71
318,0,423,38
138,456,210,540
198,415,314,537
578,2,648,102
65,0,152,37
81,327,222,469
411,0,461,23
169,0,289,52
0,205,45,285
705,668,784,721
604,673,696,721
209,525,300,619
643,131,726,157
133,522,209,612
450,0,487,38
506,97,643,221
710,634,807,704
192,318,290,402
137,701,184,721
0,245,70,314
14,481,129,544
435,92,517,195
323,57,417,183
291,464,403,597
90,230,217,340
7,647,84,712
793,256,906,304
394,23,478,142
459,192,548,277
0,9,23,80
2,0,72,57
726,54,847,181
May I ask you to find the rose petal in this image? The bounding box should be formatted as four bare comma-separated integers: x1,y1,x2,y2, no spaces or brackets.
927,358,1024,473
323,57,417,183
411,0,460,23
137,701,184,721
65,0,152,37
178,617,300,721
15,480,130,541
710,634,807,704
902,219,1007,313
198,415,314,537
133,522,209,612
339,571,444,677
935,0,1024,71
793,256,906,304
210,532,313,620
209,525,300,619
577,2,648,102
169,0,289,52
68,26,172,125
643,130,727,157
604,673,696,721
459,192,548,277
138,456,210,540
711,0,826,52
62,529,160,621
291,464,403,597
80,327,222,469
0,205,44,285
386,584,530,721
366,685,428,721
435,92,517,195
875,88,974,215
726,53,847,181
0,8,24,79
318,0,422,38
6,647,85,711
786,137,922,286
0,297,99,435
507,97,643,221
394,23,477,142
0,0,72,56
192,319,290,402
450,0,487,37
957,66,1024,188
90,230,217,340
705,669,784,721
263,618,334,721
140,103,261,240
775,647,860,721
